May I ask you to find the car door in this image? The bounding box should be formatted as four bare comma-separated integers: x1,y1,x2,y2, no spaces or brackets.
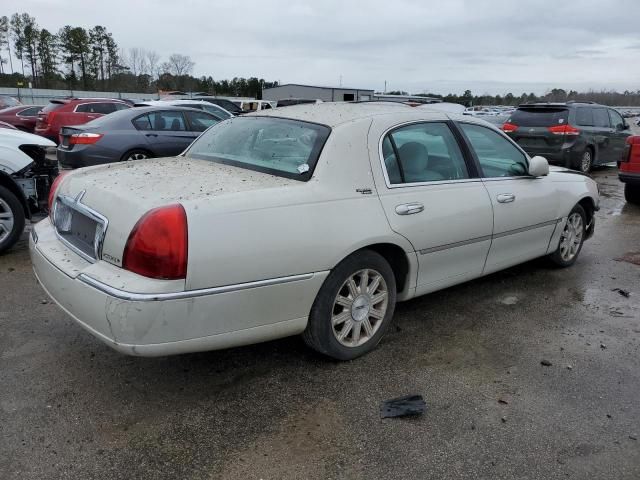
574,107,610,164
374,121,494,295
457,122,560,274
608,109,631,162
140,110,193,156
592,107,613,164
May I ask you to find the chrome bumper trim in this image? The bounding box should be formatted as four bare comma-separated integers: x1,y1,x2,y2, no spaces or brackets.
78,272,320,302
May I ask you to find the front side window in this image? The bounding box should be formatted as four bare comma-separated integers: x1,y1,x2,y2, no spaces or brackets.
185,117,330,181
382,122,469,184
608,109,625,130
459,123,528,177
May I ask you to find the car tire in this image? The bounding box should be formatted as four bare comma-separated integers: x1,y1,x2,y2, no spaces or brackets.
303,250,397,360
548,204,587,268
0,185,26,255
121,149,152,162
624,183,640,205
576,148,593,173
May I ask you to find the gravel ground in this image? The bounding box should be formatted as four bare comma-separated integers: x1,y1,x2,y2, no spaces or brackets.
1,168,639,480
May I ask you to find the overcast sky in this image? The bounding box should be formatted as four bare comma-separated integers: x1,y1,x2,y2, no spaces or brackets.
9,0,640,95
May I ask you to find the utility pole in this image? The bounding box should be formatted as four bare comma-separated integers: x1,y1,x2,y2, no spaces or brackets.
384,80,387,93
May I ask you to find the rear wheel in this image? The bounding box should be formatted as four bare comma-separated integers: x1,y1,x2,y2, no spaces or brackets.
0,186,25,254
548,204,586,267
577,148,593,173
121,149,152,162
303,250,397,360
625,183,640,204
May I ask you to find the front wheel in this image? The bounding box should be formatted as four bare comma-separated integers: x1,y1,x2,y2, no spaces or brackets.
0,185,26,254
548,204,586,267
624,183,640,204
303,250,397,360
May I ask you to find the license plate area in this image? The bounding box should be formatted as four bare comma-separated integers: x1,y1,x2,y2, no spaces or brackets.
53,194,107,262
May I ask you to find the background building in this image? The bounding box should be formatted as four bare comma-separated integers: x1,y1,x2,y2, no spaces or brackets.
262,83,374,102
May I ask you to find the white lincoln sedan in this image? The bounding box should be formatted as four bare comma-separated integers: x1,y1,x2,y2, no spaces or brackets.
30,103,599,360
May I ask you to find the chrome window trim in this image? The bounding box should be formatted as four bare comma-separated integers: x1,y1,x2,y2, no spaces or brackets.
78,271,322,302
377,120,476,189
52,192,109,264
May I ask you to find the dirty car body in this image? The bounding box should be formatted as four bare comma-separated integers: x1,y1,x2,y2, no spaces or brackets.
30,103,599,359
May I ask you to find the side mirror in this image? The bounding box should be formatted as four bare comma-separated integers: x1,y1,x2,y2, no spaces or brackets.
528,156,549,177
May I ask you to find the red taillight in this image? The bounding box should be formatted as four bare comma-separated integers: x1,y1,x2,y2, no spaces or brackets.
48,171,70,214
69,132,103,145
502,122,518,133
548,124,580,136
123,205,188,280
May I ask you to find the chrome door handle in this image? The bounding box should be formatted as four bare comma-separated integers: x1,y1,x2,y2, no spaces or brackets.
497,193,516,203
395,203,424,215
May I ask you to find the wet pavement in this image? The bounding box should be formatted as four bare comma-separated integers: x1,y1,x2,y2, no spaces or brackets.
1,168,639,480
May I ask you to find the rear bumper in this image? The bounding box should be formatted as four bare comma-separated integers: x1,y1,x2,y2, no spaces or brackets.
30,219,327,356
619,171,640,185
57,145,121,168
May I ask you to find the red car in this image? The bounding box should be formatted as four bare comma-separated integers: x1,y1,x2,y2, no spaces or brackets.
619,136,640,204
0,105,44,132
35,98,131,142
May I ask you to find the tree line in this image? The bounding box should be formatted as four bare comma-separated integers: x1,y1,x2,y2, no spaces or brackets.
384,88,640,107
0,12,278,97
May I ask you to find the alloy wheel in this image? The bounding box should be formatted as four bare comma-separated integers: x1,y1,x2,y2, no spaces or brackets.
331,269,389,348
0,198,15,244
580,150,592,173
559,212,584,262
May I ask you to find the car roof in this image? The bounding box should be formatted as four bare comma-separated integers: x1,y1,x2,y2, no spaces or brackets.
250,102,455,127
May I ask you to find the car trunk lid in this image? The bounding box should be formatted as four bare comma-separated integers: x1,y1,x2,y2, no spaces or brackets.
52,157,299,266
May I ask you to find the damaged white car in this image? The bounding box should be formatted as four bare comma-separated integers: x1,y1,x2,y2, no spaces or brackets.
31,103,599,360
0,129,58,253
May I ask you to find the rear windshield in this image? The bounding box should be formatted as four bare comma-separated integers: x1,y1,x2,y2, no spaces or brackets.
42,102,66,113
185,116,330,181
508,108,568,127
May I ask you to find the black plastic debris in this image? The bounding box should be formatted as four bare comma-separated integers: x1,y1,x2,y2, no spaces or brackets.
612,288,631,298
380,395,426,419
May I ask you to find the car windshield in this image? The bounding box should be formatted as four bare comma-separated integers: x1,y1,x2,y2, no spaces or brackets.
185,116,330,181
508,108,569,127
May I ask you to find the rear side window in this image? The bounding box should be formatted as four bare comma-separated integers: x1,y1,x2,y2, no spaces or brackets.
18,106,42,116
132,114,152,130
383,122,469,184
185,110,219,132
509,108,568,127
575,107,594,127
76,103,116,114
42,102,65,113
459,123,528,177
592,109,610,128
146,111,186,131
114,103,130,111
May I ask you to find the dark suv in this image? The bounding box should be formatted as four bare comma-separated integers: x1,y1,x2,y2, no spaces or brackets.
502,102,631,172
